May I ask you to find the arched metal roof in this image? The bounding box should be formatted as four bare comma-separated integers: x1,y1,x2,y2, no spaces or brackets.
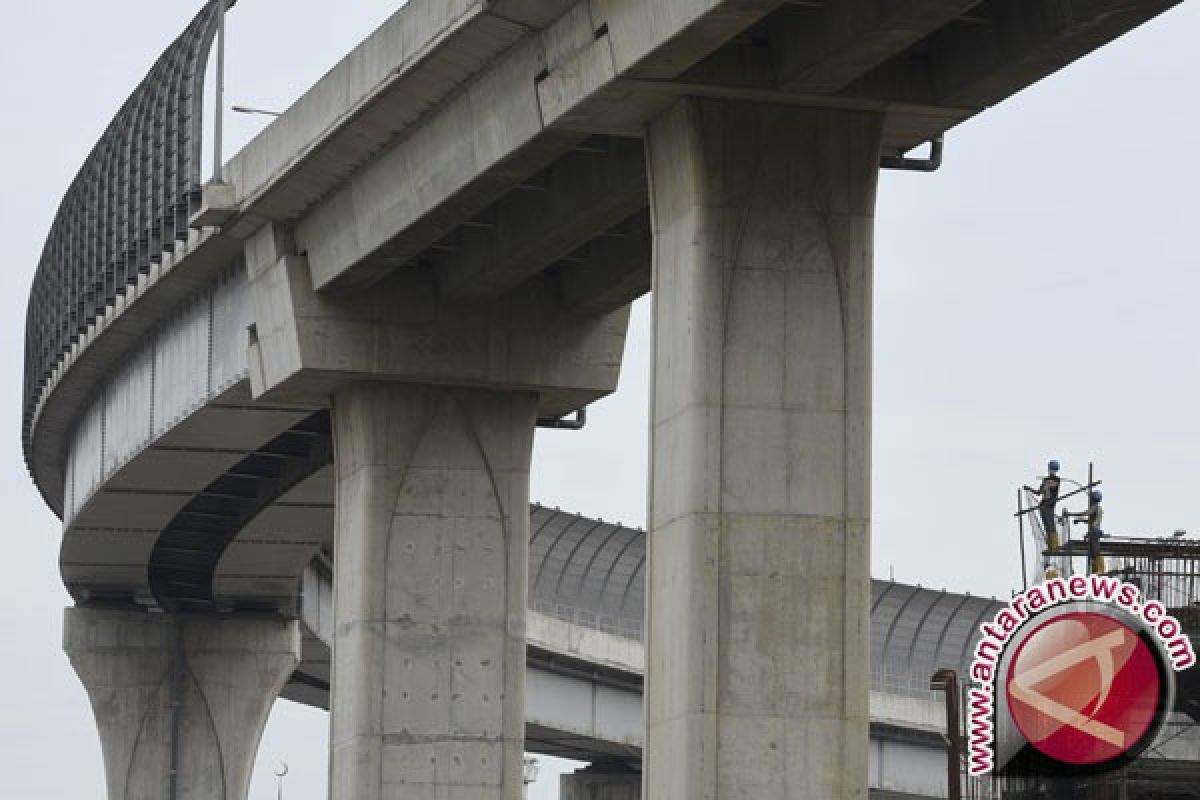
870,580,1002,691
528,505,1003,686
529,505,646,638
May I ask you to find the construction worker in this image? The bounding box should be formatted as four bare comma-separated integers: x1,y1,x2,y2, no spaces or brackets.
1026,460,1062,549
1072,489,1106,574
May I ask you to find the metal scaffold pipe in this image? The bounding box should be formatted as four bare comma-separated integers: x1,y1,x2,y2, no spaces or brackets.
213,0,226,183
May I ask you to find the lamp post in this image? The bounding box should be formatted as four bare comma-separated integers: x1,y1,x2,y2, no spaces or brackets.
213,0,227,183
232,104,283,117
522,757,539,799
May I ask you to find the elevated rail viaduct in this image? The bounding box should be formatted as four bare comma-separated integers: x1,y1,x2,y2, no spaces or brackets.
22,1,1187,798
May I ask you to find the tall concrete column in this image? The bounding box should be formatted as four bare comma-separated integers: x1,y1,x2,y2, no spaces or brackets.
643,98,882,799
329,382,537,800
64,608,300,800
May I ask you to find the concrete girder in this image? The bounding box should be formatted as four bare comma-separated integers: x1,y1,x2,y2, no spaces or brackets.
294,34,585,291
847,0,1184,110
246,221,630,417
766,0,985,94
246,257,630,417
596,0,784,80
297,0,785,292
226,3,538,229
488,0,581,28
436,137,648,304
560,0,1181,150
532,11,975,149
557,212,652,317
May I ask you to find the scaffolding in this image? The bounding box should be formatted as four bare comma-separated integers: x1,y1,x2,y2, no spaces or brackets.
1060,536,1200,625
960,467,1200,799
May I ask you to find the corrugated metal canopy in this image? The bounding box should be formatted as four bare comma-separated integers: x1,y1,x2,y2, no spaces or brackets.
870,581,1001,690
529,505,646,639
529,505,1002,687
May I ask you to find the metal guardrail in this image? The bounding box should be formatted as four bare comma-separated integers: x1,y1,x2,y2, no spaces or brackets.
872,669,947,700
529,597,645,641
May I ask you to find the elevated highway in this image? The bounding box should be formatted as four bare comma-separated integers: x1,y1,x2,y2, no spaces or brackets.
22,1,1188,798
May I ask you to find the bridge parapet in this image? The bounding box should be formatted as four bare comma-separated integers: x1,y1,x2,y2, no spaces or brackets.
23,1,227,491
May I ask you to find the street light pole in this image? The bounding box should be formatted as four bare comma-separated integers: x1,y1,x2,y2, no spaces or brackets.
232,105,283,117
213,0,226,184
522,757,539,799
274,762,288,800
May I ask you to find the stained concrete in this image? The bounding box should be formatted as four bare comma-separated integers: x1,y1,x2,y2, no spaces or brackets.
643,98,882,800
329,382,538,800
63,608,300,800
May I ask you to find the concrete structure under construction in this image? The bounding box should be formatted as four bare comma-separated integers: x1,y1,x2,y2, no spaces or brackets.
20,1,1190,798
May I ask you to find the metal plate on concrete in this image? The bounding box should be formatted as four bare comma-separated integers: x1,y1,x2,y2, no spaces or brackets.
154,405,312,450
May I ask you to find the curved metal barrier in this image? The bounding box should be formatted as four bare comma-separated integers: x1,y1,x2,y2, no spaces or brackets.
23,1,230,468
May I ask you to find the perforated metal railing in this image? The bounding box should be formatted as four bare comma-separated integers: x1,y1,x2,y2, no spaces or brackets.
1095,537,1200,619
21,1,230,465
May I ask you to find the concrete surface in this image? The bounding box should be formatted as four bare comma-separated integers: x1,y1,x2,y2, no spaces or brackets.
244,223,630,418
329,382,538,800
643,98,880,800
63,608,299,800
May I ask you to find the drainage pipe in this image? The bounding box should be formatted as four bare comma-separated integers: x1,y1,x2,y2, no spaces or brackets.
537,407,587,430
930,669,962,800
881,136,944,172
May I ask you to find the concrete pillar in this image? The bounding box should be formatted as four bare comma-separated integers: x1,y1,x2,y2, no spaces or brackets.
329,382,536,800
560,770,641,800
643,98,882,799
64,607,300,800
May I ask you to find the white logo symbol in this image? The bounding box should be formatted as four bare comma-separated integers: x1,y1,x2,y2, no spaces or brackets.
1008,628,1128,747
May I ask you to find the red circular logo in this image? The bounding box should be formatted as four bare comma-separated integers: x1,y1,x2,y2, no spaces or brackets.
1006,612,1162,765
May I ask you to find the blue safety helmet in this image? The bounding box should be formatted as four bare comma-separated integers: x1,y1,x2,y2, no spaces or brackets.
1048,459,1061,473
1092,490,1103,502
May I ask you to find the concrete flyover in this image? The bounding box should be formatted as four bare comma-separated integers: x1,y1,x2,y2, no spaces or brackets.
20,1,1186,798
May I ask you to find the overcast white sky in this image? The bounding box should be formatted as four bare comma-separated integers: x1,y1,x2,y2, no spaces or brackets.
1,2,1198,799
